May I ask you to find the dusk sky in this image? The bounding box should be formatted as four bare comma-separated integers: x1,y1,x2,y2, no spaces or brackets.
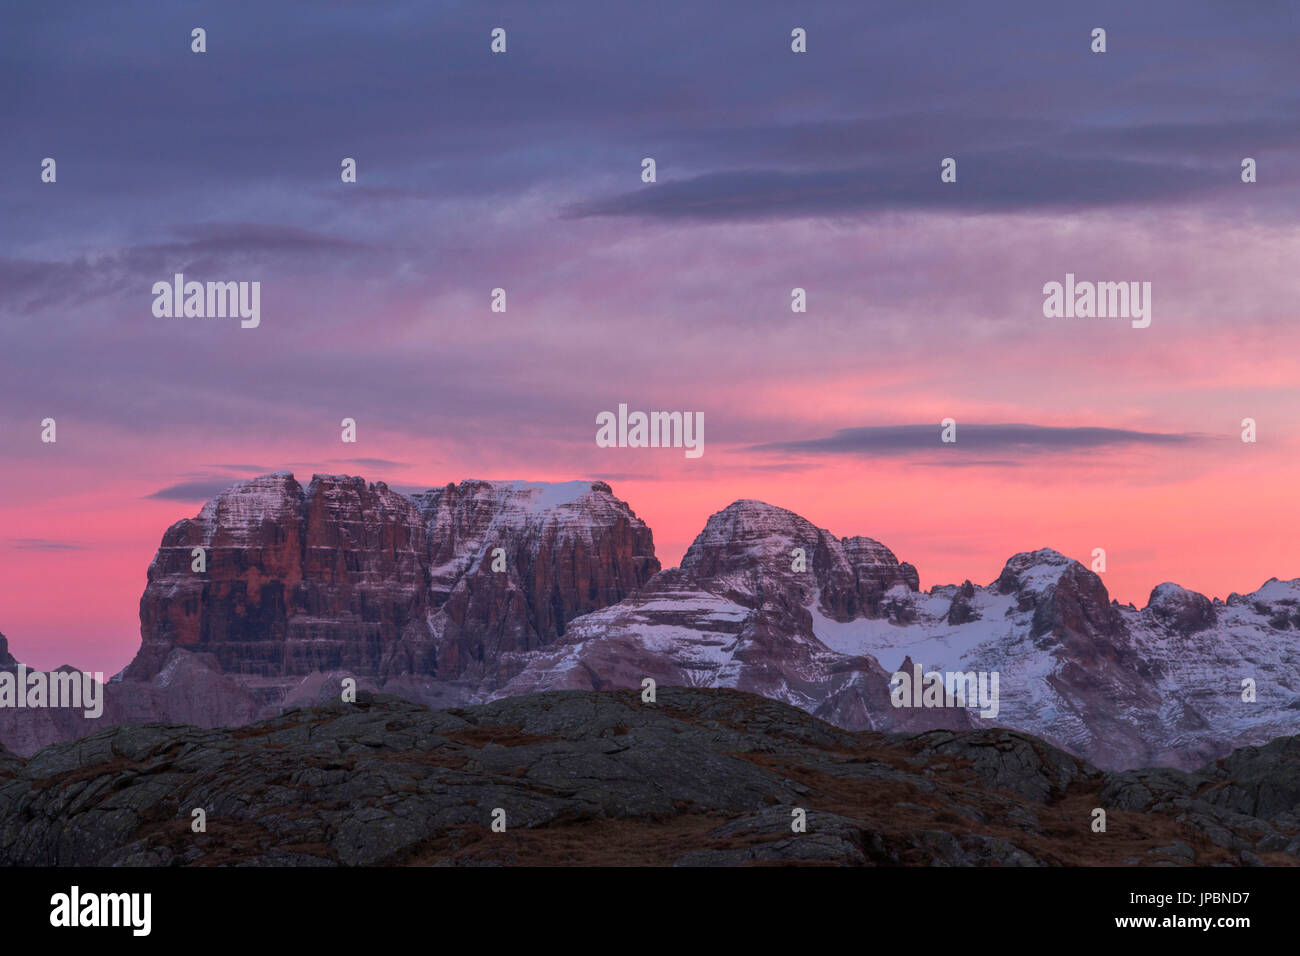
2,0,1299,673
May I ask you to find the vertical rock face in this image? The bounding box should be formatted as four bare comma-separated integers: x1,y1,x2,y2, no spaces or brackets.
127,475,659,687
292,474,429,676
131,472,304,680
403,480,660,680
835,537,921,618
128,474,427,681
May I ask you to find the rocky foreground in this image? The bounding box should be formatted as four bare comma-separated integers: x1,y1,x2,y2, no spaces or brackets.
0,688,1296,867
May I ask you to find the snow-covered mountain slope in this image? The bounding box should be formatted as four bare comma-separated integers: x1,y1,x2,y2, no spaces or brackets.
500,500,1300,770
803,549,1300,769
493,502,976,735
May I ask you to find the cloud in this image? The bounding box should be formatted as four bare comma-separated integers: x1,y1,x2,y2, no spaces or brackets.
163,223,372,255
7,538,87,552
0,222,378,321
909,459,1025,469
565,151,1230,223
331,458,409,471
753,424,1202,458
145,479,238,501
314,186,440,205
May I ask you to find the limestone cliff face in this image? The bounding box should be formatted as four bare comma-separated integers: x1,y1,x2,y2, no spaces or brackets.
128,473,427,681
126,475,659,684
403,479,660,681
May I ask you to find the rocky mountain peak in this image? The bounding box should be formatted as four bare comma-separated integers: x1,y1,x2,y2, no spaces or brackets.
681,499,818,576
678,500,915,620
1145,582,1217,634
994,548,1078,596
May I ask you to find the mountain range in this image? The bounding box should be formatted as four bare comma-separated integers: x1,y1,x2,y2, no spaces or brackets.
2,472,1296,770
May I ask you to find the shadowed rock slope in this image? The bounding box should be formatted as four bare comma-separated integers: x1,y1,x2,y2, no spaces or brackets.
0,689,1295,867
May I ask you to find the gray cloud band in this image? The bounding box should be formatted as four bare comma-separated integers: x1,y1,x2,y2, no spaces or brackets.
753,424,1201,458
